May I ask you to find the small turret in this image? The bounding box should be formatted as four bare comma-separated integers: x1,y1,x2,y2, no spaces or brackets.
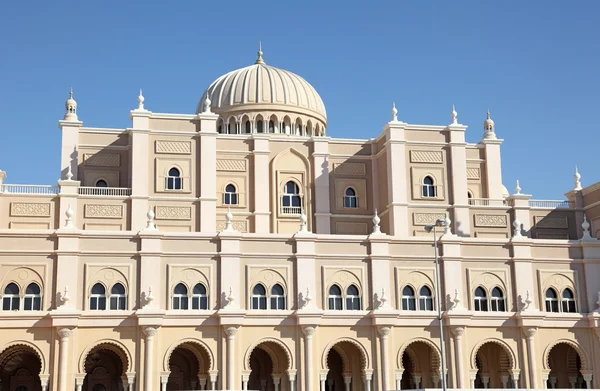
64,88,78,121
483,109,496,139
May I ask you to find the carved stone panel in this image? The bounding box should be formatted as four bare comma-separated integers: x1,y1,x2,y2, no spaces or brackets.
410,150,443,164
83,153,121,167
85,204,123,219
335,222,368,235
155,206,192,220
534,216,568,229
216,220,248,232
155,141,192,155
216,159,247,172
10,203,51,217
474,214,508,228
467,167,480,179
333,162,366,176
413,213,446,226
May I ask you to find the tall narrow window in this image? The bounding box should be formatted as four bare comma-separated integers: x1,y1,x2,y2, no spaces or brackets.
346,285,361,310
251,284,267,310
344,188,358,208
245,121,251,133
268,120,275,133
192,283,208,310
402,286,416,311
328,285,343,310
545,288,559,312
257,120,264,133
474,287,488,311
95,179,108,188
224,184,238,205
282,181,301,214
419,286,434,311
167,168,182,190
490,287,506,312
270,284,286,310
90,283,107,311
173,283,189,310
422,176,437,198
24,283,41,311
561,288,576,313
109,283,126,310
2,283,20,311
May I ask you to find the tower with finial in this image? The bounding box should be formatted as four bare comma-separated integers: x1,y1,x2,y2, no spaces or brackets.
451,104,458,125
574,167,582,191
483,110,496,139
64,88,78,121
256,41,265,65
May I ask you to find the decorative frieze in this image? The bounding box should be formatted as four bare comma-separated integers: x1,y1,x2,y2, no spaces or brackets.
216,220,248,232
155,140,192,155
410,150,443,164
216,159,247,172
335,222,368,235
10,202,51,217
413,213,446,226
85,204,123,219
155,206,192,220
83,153,120,167
467,167,480,179
534,216,568,229
333,162,366,176
474,214,508,228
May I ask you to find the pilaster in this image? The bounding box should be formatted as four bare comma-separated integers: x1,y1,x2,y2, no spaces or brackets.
508,193,532,237
312,137,331,233
383,121,408,237
58,119,83,180
510,237,537,310
368,233,391,309
130,109,152,232
218,230,243,309
447,123,470,236
252,135,271,233
480,138,504,199
198,112,219,232
58,179,80,229
138,229,164,309
294,232,318,310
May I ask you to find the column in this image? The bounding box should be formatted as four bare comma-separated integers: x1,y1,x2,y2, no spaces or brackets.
327,379,333,391
569,376,577,388
452,326,466,388
384,121,409,236
447,122,470,236
160,375,168,391
582,372,593,389
303,327,316,391
199,377,207,390
129,115,151,231
224,326,239,390
75,375,84,391
413,375,421,389
378,326,392,391
252,135,270,233
210,373,217,390
126,375,135,391
482,137,504,200
58,117,83,180
288,371,296,391
500,375,509,388
395,371,404,390
143,327,158,391
470,372,477,388
312,138,331,233
198,112,218,232
542,373,550,389
273,376,281,391
509,370,520,389
57,328,73,391
362,372,372,391
432,375,440,387
524,328,539,388
343,375,351,391
39,375,49,391
319,374,327,391
482,376,490,388
242,374,249,391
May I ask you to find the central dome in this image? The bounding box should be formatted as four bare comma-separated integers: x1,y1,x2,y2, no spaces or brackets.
198,48,327,136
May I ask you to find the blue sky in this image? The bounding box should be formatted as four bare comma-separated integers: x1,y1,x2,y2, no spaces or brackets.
0,1,598,199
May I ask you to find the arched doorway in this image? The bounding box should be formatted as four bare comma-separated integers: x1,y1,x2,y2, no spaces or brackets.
0,345,43,391
473,341,514,389
547,342,587,388
246,340,291,391
166,341,212,391
399,341,441,389
83,345,128,391
323,341,368,391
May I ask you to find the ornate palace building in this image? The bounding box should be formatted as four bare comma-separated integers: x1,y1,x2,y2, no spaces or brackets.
1,47,600,391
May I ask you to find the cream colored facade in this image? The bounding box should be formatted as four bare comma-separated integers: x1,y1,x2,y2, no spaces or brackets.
1,50,600,391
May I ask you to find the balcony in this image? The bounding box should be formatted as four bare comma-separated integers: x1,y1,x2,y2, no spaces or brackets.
0,184,59,195
281,206,302,215
78,187,132,197
468,198,509,207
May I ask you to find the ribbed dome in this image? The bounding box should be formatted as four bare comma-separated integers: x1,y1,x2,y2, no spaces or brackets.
197,55,327,125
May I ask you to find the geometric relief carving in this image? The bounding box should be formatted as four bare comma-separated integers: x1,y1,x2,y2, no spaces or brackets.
10,203,51,217
534,215,568,229
83,153,121,167
413,213,447,226
84,204,123,218
155,141,192,155
216,159,247,171
216,220,248,233
467,167,480,179
410,150,443,164
155,206,192,220
333,162,366,176
474,214,508,227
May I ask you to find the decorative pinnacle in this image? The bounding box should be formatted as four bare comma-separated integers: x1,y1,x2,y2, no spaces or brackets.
69,87,73,99
256,41,265,64
391,102,398,122
574,166,582,191
451,104,458,125
515,180,522,195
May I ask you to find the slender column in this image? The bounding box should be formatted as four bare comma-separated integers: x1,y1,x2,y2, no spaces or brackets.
273,376,281,391
303,327,316,391
199,377,207,390
524,328,539,388
569,376,577,388
362,373,372,391
413,375,421,389
143,327,158,391
224,326,239,390
452,326,466,388
210,373,217,390
470,372,477,388
583,373,593,389
242,374,249,391
40,377,49,391
542,373,550,389
343,375,351,391
510,371,520,389
57,328,73,391
327,379,333,391
160,376,168,391
378,326,392,391
432,375,440,388
395,371,404,390
126,375,135,391
482,375,490,388
289,372,296,391
75,380,82,391
501,375,509,388
319,374,327,391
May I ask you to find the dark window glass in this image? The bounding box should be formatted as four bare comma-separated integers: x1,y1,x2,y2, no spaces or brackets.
422,176,437,197
402,286,416,311
419,286,434,311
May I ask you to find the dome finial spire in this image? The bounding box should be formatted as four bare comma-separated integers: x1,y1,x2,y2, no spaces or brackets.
256,41,265,64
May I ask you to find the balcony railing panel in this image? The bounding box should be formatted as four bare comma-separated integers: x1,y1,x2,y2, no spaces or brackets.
78,187,132,197
468,198,509,207
0,184,59,195
528,200,573,209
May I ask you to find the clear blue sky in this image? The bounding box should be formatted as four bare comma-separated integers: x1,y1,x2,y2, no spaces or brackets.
1,1,598,199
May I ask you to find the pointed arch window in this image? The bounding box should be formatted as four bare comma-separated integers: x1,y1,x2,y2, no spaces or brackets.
545,288,559,312
270,284,286,310
328,285,343,310
224,184,238,205
256,120,264,133
422,176,437,198
419,286,434,311
401,286,416,311
192,283,208,310
173,283,189,310
90,283,107,311
474,287,488,311
95,179,108,188
245,121,251,134
251,284,267,310
166,167,183,190
24,283,42,311
490,287,506,312
109,283,126,310
282,181,302,214
344,188,358,208
268,120,275,133
346,284,361,310
2,283,20,311
561,288,576,313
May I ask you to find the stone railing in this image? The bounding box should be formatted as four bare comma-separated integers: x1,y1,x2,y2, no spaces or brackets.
0,184,59,195
78,187,132,197
468,198,509,207
529,200,573,209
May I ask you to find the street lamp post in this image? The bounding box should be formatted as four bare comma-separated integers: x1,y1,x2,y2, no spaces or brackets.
424,218,448,391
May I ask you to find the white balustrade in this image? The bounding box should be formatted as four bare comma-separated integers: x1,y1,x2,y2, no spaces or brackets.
78,187,132,197
528,200,573,209
468,198,509,207
0,184,59,195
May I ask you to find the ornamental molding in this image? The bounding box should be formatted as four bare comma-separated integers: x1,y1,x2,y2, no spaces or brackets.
216,220,248,232
83,153,120,167
10,202,51,217
413,213,446,226
85,204,123,219
534,215,568,229
333,162,366,176
216,159,247,172
466,167,480,179
410,150,443,164
155,140,192,155
474,214,507,228
536,233,569,239
155,206,192,220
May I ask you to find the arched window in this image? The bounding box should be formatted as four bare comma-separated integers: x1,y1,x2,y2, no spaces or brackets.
490,287,506,312
90,283,107,311
346,284,361,310
95,179,108,188
192,283,208,310
2,283,20,311
419,286,434,311
268,120,275,133
245,121,251,133
474,287,488,311
282,181,302,214
328,285,343,310
422,176,437,198
401,286,416,311
217,125,223,134
167,168,183,190
561,288,576,313
344,188,358,208
109,283,126,310
545,288,559,312
251,284,267,310
173,283,189,310
224,184,238,205
257,120,264,133
24,283,41,311
270,284,286,310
